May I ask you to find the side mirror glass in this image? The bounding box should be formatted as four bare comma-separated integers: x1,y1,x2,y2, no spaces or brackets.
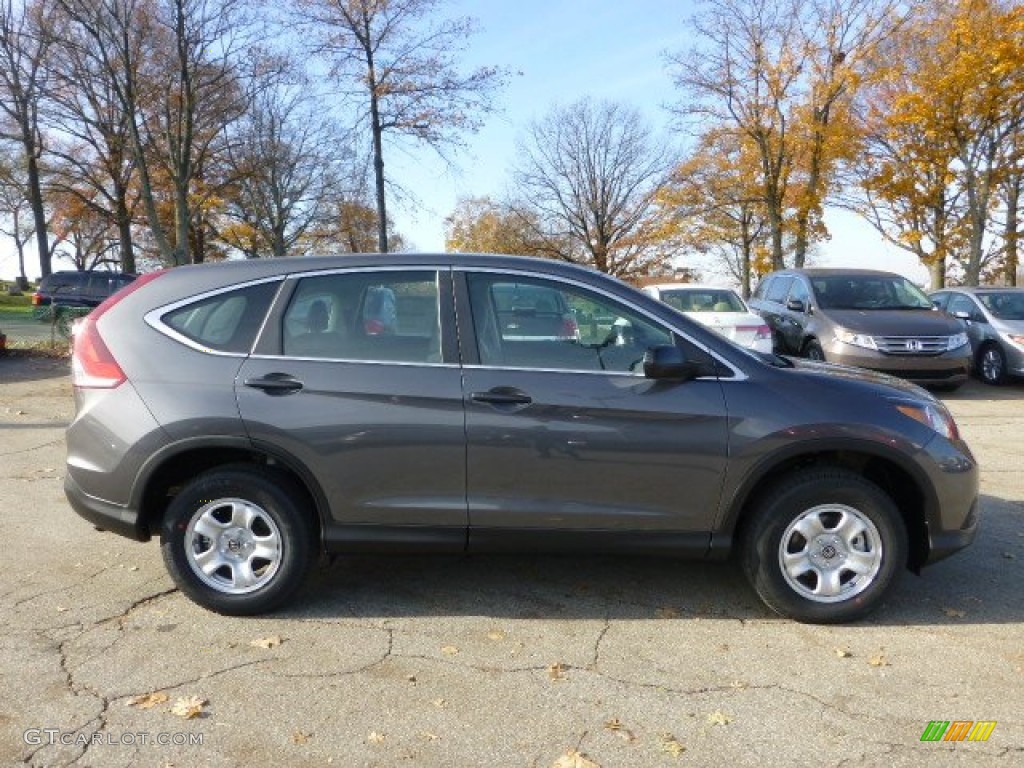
786,298,806,313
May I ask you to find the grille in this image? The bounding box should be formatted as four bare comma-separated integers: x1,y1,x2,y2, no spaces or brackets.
874,336,950,356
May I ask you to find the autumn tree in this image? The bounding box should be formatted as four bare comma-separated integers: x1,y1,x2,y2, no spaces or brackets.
849,0,1024,287
328,197,406,253
0,0,58,277
668,0,904,270
294,0,505,253
443,196,545,256
48,184,119,269
661,126,771,296
509,99,677,278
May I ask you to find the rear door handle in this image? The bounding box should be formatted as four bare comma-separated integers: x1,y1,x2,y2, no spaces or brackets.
243,374,304,395
470,388,533,406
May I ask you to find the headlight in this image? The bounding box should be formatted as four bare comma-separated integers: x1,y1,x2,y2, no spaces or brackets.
895,401,960,441
835,328,878,350
947,332,969,350
1005,333,1024,348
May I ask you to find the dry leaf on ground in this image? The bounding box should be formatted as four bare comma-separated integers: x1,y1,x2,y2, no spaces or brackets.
291,730,312,745
367,731,386,744
942,607,966,618
868,654,891,667
548,662,569,681
441,645,459,655
660,734,686,757
126,692,169,709
835,648,853,658
551,749,600,768
707,710,733,726
250,635,283,649
171,697,206,719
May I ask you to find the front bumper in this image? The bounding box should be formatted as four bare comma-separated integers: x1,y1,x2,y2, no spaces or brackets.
825,343,970,386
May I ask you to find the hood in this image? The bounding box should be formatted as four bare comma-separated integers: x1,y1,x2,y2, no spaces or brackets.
785,357,936,400
824,308,961,335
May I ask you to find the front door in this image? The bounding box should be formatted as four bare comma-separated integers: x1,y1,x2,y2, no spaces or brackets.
458,271,730,553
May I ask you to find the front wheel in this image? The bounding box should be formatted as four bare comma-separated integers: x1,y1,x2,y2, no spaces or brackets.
977,343,1007,386
803,339,826,361
741,468,907,623
161,465,316,615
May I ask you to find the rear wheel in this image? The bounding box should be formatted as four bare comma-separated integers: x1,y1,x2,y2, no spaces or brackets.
161,465,316,615
741,467,907,623
977,343,1007,386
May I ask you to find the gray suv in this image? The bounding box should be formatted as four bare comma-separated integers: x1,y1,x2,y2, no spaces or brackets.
65,255,979,623
749,268,971,388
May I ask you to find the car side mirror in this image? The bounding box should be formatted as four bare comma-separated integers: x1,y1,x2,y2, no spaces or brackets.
643,345,699,381
786,298,806,313
953,310,971,322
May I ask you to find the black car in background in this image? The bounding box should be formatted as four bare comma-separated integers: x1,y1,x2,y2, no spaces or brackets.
64,254,978,623
32,270,137,309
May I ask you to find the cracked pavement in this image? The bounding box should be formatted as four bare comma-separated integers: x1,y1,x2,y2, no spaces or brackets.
0,354,1021,767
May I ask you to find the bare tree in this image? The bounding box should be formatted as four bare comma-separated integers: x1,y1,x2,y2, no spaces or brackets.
218,71,354,258
0,0,57,276
295,0,505,252
510,99,676,278
0,147,35,281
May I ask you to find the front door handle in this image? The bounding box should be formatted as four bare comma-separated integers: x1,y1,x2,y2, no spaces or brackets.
243,373,304,395
470,388,533,407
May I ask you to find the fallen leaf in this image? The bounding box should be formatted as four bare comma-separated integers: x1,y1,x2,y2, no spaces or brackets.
56,606,69,613
433,698,448,708
419,731,440,741
656,607,681,619
707,710,733,726
127,692,169,709
250,635,283,649
729,680,748,689
660,734,686,757
868,654,890,667
548,662,569,681
551,749,601,768
603,719,635,742
406,674,417,683
441,645,459,656
367,731,386,744
835,648,853,658
487,629,506,641
171,696,206,719
942,607,966,618
292,730,312,745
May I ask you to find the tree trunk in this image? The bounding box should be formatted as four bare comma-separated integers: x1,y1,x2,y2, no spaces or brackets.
1004,175,1020,286
115,190,135,273
25,146,50,277
370,102,387,254
928,257,945,290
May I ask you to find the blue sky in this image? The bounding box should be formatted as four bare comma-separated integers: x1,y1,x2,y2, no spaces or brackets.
388,0,927,284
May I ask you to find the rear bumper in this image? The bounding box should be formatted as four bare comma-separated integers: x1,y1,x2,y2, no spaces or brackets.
64,473,149,541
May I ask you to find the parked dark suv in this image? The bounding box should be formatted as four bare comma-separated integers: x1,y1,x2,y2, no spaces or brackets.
65,255,979,623
33,269,136,309
749,268,971,388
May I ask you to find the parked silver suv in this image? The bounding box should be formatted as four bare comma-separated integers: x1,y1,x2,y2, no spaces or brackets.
929,287,1024,385
65,255,979,623
749,268,971,389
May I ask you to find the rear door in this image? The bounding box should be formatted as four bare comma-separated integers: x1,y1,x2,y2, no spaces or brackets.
457,269,731,553
236,267,467,551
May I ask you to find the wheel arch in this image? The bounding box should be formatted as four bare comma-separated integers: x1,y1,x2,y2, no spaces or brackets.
718,442,935,572
132,438,329,545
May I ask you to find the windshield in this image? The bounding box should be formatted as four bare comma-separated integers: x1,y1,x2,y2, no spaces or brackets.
977,291,1024,320
811,275,932,310
661,288,746,313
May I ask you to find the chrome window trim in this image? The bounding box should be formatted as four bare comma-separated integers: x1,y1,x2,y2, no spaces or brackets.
455,265,747,381
146,275,287,358
247,354,458,369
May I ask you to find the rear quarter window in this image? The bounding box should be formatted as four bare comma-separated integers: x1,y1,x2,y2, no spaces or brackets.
162,281,280,353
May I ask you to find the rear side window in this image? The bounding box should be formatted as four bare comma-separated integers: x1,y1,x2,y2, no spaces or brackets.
163,281,280,353
282,270,441,363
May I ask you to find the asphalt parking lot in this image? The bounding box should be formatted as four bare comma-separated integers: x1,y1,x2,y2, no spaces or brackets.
1,354,1021,767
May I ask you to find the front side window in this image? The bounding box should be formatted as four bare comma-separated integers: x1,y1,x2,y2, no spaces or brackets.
978,291,1024,320
788,279,810,306
163,280,280,353
467,273,673,372
947,294,982,321
282,271,441,363
764,276,793,303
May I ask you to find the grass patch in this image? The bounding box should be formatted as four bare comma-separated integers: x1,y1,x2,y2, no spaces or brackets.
2,340,70,357
0,294,33,313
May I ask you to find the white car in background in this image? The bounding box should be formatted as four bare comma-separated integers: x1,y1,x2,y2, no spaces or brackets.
642,284,774,353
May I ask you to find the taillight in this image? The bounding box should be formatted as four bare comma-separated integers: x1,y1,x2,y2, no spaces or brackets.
738,324,772,340
31,292,42,306
70,271,165,389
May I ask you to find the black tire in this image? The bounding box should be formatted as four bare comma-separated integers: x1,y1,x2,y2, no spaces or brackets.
803,339,826,361
977,343,1007,386
160,465,317,615
740,467,907,623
